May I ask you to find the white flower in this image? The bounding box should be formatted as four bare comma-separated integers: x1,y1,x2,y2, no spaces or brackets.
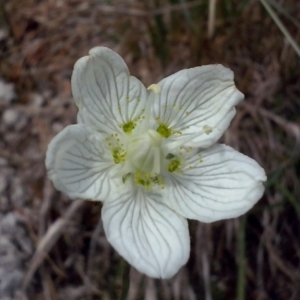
46,47,266,279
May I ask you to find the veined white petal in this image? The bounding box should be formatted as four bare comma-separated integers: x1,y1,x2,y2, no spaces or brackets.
163,144,266,223
101,187,190,278
153,65,244,148
71,47,148,134
46,124,121,201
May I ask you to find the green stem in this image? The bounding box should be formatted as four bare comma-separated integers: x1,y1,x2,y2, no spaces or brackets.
236,216,247,300
119,260,131,300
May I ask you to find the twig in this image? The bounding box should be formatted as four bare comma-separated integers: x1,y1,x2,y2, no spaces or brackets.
208,0,217,38
96,0,203,17
264,240,300,282
266,0,300,29
22,200,85,291
39,178,54,238
241,102,300,143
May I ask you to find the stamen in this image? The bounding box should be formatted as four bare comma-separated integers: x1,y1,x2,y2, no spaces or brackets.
134,171,151,190
105,134,126,164
168,160,181,173
147,84,161,94
157,123,172,138
151,147,161,175
203,125,213,135
123,121,136,133
134,171,165,191
140,84,161,133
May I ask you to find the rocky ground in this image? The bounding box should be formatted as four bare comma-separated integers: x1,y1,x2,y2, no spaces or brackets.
0,0,300,299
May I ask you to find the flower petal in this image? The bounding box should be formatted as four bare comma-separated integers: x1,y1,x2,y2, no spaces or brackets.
71,47,148,133
163,144,266,222
153,65,244,148
46,124,120,200
101,187,190,278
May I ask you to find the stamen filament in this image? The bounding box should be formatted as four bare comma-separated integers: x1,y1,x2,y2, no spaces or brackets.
151,147,161,175
139,84,161,133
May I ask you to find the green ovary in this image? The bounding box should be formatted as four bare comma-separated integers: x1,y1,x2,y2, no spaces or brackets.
156,124,172,138
127,130,162,174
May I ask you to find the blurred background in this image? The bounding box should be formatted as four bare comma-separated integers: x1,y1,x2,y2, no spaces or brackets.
0,0,299,299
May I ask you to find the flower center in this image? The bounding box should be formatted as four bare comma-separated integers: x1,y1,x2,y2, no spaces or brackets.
127,129,163,175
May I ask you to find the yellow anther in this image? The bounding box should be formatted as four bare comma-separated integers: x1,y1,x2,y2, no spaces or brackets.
112,148,126,164
147,84,161,94
134,172,152,190
203,125,213,135
122,121,136,134
168,160,181,173
157,123,172,138
133,171,164,190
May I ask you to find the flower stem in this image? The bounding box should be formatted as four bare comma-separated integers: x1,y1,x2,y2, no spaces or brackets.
236,216,247,300
119,259,131,300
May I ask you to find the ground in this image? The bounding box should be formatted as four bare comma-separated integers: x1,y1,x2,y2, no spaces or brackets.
0,0,299,299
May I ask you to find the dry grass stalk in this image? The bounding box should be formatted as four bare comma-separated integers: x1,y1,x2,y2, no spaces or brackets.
22,200,85,291
208,0,217,38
